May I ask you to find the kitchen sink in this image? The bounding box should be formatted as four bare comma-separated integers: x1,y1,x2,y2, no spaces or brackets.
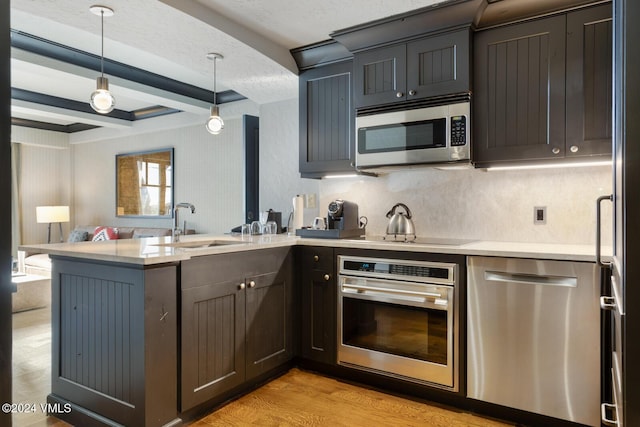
152,239,248,249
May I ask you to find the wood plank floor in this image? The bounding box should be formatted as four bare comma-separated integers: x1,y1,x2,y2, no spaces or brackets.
14,308,513,427
187,368,514,427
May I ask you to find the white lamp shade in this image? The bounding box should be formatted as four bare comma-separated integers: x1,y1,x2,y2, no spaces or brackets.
36,206,70,223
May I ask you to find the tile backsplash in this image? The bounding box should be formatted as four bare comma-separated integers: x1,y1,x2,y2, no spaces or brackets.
319,164,612,245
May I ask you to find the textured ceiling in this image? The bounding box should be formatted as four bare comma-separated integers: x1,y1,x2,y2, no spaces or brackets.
8,0,445,138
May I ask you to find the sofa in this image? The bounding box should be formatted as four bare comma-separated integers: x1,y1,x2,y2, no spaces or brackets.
15,225,177,312
20,225,176,276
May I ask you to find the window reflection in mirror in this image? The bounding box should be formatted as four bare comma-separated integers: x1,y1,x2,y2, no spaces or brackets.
116,148,173,217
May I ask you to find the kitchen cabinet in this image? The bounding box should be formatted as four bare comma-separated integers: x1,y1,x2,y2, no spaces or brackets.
180,247,293,411
473,4,612,166
565,4,612,156
353,28,471,109
299,59,355,177
299,246,337,365
48,257,180,427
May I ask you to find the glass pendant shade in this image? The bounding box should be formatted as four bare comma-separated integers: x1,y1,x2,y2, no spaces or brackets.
90,76,115,113
206,105,224,134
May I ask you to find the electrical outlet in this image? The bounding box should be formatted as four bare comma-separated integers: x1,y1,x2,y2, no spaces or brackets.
534,206,547,224
305,193,317,209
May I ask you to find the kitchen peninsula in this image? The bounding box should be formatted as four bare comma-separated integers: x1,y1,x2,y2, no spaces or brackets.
20,235,606,426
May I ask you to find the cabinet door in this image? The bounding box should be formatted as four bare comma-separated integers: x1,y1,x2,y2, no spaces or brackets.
474,15,566,165
406,29,470,101
300,247,337,364
299,60,355,176
566,4,612,157
353,44,406,108
181,278,246,411
245,255,293,379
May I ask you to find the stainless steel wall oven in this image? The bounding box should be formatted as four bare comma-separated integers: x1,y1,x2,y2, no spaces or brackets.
337,255,460,390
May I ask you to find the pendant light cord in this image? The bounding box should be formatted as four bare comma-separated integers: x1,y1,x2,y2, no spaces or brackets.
100,10,105,77
213,56,217,106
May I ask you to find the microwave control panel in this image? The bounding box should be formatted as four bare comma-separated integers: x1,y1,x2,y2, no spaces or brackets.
450,116,467,146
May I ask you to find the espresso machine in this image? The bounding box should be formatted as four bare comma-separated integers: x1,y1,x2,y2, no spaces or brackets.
327,199,360,230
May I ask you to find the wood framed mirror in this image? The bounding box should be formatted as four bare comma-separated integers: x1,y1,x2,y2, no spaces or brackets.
116,148,173,217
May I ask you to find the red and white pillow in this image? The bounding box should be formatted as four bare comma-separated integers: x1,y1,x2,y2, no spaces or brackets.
92,226,119,241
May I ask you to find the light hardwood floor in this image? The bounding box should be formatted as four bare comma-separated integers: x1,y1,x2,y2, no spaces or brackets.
187,368,513,427
13,308,513,427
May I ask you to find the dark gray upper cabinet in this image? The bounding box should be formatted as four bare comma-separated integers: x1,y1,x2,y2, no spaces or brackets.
474,15,567,164
474,3,612,166
354,28,471,109
566,5,612,157
299,59,355,178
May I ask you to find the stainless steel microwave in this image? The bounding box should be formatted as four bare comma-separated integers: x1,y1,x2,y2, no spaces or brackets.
355,101,470,169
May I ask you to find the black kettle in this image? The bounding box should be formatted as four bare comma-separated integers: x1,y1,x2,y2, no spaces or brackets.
385,203,416,241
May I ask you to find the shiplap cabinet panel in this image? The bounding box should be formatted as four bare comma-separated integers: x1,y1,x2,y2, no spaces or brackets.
50,258,179,427
474,15,567,163
354,29,471,109
354,44,406,108
299,60,355,177
181,248,293,411
566,4,613,157
474,4,612,166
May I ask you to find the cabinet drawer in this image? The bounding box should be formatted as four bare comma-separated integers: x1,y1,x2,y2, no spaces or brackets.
303,246,334,271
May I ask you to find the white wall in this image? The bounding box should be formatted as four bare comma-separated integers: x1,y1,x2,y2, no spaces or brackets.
12,127,72,244
258,98,320,227
72,120,245,234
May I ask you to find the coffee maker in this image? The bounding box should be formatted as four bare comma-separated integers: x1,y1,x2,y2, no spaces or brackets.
327,200,359,230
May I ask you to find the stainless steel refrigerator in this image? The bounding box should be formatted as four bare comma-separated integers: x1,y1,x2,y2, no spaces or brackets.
599,1,640,426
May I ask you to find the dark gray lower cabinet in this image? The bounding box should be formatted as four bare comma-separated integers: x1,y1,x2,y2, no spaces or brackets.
181,248,293,411
49,257,179,427
299,246,337,365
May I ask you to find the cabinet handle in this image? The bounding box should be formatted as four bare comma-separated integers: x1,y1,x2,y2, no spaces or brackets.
596,194,613,268
313,255,319,262
408,90,417,96
324,274,330,281
239,282,245,290
552,147,560,154
570,145,579,153
249,280,256,288
396,91,404,98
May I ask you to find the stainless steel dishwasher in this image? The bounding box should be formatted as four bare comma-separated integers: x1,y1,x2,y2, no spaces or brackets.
467,256,600,427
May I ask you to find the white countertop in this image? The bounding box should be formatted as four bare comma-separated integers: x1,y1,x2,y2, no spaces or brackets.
19,233,611,265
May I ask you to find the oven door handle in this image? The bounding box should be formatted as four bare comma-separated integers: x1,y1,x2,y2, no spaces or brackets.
342,283,445,300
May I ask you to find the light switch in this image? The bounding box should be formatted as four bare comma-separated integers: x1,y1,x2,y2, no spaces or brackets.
534,206,546,224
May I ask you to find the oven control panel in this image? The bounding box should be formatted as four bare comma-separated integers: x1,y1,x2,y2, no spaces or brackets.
340,256,456,285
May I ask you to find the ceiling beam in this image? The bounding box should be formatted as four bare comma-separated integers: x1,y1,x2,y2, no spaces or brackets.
10,30,246,105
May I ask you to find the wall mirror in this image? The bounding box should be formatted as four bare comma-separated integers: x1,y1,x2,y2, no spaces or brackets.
116,148,173,217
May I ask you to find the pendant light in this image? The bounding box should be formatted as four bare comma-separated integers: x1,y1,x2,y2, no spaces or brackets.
89,5,115,114
205,53,224,135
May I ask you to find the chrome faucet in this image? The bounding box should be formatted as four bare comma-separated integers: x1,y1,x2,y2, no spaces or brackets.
173,202,195,242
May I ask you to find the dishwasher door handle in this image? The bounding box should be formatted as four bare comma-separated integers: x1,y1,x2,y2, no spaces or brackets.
484,271,577,287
